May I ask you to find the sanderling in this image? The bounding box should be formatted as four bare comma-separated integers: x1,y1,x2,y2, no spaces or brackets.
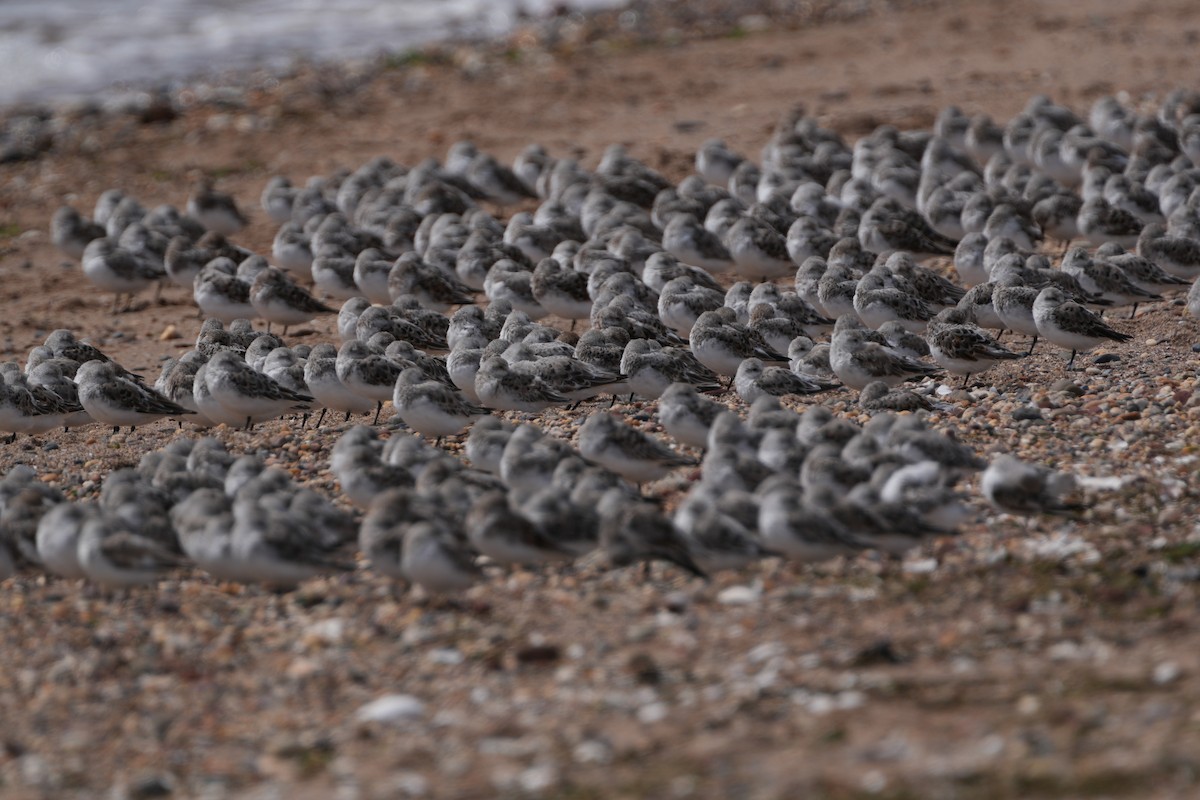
466,153,538,206
877,320,930,360
336,340,404,424
402,520,483,595
816,263,861,320
530,257,593,323
853,268,935,332
34,501,98,580
510,351,624,403
331,441,414,509
858,197,957,257
643,252,724,294
793,255,830,315
393,367,488,441
746,301,829,353
26,361,90,430
464,491,572,566
303,343,375,424
153,354,211,427
723,281,754,324
1060,245,1160,312
696,139,745,186
194,259,256,324
734,357,832,402
188,176,249,235
858,380,935,413
228,493,355,587
483,259,547,319
658,276,724,335
1095,242,1190,299
247,266,332,334
504,211,561,263
981,454,1085,519
579,411,696,485
1078,196,1143,248
80,238,164,312
829,328,940,391
498,424,578,497
1189,274,1200,319
260,175,297,223
885,251,966,309
657,382,724,449
310,245,361,301
992,279,1044,354
1032,286,1132,369
75,511,186,588
75,360,191,432
271,221,315,280
598,489,706,579
203,350,312,429
1104,173,1163,224
621,339,721,400
475,356,567,412
955,282,1006,332
756,475,866,562
672,491,772,573
358,488,431,585
926,307,1021,387
390,252,474,312
1137,223,1200,281
1030,191,1083,245
465,416,515,475
51,206,107,259
690,308,788,377
787,337,836,382
724,214,794,279
982,203,1042,251
663,213,734,272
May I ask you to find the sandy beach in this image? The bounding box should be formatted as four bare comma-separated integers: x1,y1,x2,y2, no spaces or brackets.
2,0,1200,797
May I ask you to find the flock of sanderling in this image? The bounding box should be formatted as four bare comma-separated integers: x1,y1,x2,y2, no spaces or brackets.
4,90,1200,592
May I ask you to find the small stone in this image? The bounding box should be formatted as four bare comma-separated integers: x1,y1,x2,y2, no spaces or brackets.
637,702,668,724
1093,353,1120,364
1153,661,1181,685
1191,343,1200,353
1050,379,1084,396
662,591,690,614
129,774,174,799
41,441,59,451
717,584,761,605
1017,695,1040,716
515,644,561,665
518,765,559,793
355,694,425,726
1012,406,1043,421
159,324,180,341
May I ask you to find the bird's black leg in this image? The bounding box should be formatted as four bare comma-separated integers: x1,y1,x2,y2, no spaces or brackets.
315,408,327,428
372,402,382,425
1066,350,1077,370
1026,336,1038,356
1128,304,1138,320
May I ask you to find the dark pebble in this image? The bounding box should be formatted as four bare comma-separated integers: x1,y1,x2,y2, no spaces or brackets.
853,639,906,666
129,775,174,799
627,652,662,685
1012,406,1044,421
1192,343,1200,353
1050,379,1084,396
515,644,561,665
1094,353,1120,364
42,441,59,451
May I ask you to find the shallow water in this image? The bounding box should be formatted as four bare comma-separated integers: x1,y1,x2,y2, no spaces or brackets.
0,0,624,107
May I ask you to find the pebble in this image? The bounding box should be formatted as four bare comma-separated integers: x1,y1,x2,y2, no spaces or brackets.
1012,406,1043,421
354,695,426,726
717,584,761,605
1050,379,1084,396
1094,353,1120,364
1153,661,1181,685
